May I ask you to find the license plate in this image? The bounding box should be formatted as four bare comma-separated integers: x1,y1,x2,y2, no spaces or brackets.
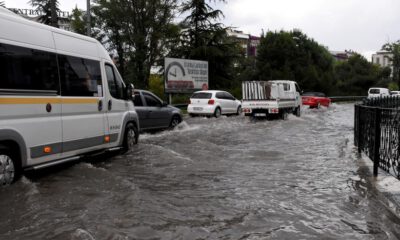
194,107,203,111
254,113,266,117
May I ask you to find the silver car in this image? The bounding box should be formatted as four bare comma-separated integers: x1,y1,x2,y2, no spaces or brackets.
133,90,182,131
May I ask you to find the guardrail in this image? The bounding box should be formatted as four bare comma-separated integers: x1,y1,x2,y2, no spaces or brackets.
172,104,188,109
354,96,400,179
329,96,366,102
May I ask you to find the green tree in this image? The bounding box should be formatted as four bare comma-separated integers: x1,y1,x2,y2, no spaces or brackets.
92,0,178,88
148,74,165,99
92,0,126,76
29,0,59,27
256,30,335,94
70,6,86,35
334,54,383,95
170,0,241,90
382,41,400,86
388,82,399,91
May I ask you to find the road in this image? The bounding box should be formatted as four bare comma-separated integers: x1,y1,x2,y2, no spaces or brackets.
1,103,400,239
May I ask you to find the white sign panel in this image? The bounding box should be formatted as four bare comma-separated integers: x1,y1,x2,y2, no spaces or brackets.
164,58,209,93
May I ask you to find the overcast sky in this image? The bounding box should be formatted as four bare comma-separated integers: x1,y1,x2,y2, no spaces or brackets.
4,0,400,60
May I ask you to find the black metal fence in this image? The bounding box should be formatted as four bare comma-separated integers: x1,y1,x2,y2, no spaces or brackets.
354,96,400,179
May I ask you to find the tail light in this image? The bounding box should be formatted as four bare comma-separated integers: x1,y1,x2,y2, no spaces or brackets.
208,99,215,105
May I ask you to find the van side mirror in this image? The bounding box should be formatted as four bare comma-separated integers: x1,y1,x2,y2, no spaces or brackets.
126,83,134,100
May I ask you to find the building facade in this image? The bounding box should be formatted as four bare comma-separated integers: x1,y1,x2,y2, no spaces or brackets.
372,51,392,68
8,8,71,31
227,29,261,58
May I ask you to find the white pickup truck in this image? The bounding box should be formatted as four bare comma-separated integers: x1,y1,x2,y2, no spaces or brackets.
241,80,302,119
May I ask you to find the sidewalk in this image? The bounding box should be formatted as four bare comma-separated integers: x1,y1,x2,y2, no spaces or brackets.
358,154,400,216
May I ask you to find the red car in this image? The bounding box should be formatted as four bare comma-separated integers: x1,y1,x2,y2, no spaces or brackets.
302,92,331,108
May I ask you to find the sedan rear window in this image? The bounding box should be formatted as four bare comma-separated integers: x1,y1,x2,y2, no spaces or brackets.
191,92,212,99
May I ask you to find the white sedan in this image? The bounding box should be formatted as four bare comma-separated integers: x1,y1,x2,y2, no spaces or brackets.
187,90,241,118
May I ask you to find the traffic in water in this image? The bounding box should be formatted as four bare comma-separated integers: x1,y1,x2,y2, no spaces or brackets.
1,103,400,239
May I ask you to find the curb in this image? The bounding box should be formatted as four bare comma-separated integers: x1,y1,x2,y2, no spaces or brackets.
358,154,400,217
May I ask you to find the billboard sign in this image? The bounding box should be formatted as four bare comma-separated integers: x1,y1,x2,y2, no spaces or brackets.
164,58,208,93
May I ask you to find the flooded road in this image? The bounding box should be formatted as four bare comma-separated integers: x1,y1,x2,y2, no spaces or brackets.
1,103,400,239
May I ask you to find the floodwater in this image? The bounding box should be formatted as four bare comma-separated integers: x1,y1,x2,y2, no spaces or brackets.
1,103,400,239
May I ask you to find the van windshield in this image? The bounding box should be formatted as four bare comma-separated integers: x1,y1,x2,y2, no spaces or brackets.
191,92,212,99
369,89,380,94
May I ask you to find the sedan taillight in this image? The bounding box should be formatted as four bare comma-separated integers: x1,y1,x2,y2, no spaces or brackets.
208,99,215,105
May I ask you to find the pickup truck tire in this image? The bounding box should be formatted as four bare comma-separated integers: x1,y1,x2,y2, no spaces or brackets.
294,106,301,117
0,147,19,185
214,107,221,118
280,110,288,120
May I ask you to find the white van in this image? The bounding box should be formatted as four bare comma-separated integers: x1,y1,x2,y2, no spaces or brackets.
368,87,390,98
0,8,139,184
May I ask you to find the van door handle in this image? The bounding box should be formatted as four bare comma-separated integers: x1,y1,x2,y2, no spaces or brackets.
108,100,112,110
98,100,103,111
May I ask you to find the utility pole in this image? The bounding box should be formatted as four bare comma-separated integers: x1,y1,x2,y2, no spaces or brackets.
87,0,91,36
50,0,58,28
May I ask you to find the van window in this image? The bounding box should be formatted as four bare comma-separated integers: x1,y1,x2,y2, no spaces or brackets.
0,43,59,93
369,89,380,94
105,64,125,100
59,55,102,97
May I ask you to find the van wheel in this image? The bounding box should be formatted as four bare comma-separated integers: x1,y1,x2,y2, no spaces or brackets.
169,115,181,129
123,123,138,152
214,107,221,118
0,148,19,185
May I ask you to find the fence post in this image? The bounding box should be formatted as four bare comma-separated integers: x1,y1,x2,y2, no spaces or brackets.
357,106,363,154
357,106,361,154
373,108,381,177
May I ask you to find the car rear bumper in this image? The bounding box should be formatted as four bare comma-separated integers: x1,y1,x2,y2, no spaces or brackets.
302,101,317,107
187,104,216,115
